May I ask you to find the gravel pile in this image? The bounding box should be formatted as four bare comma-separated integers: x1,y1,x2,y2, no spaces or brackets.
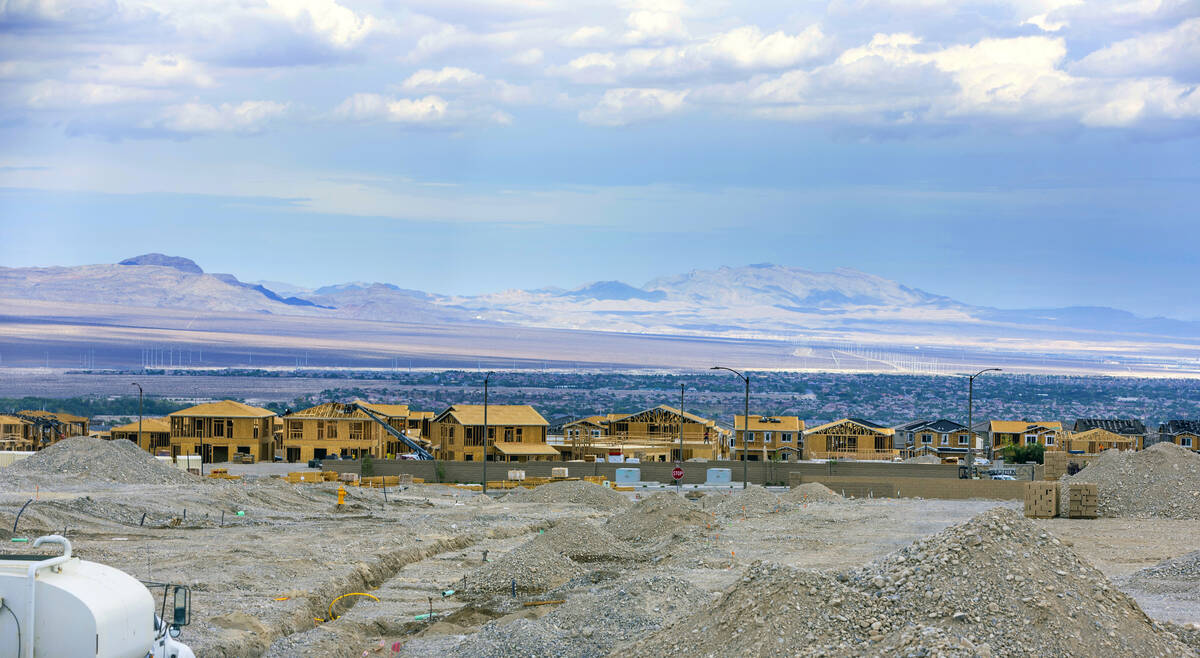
531,518,635,563
904,454,943,464
605,492,712,544
458,540,584,600
782,482,844,504
627,508,1193,657
701,484,782,518
1064,442,1200,518
503,480,630,511
2,437,197,485
447,574,702,658
1125,550,1200,598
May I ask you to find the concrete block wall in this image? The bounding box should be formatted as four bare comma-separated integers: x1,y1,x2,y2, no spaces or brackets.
788,474,1025,500
323,458,964,486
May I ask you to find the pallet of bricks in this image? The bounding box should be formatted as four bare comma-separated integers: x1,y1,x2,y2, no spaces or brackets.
1024,482,1058,518
287,471,326,484
1058,482,1098,518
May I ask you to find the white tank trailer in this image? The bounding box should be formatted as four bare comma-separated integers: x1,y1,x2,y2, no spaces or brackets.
0,535,194,658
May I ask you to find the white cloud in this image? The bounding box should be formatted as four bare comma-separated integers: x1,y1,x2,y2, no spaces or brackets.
154,100,288,133
579,87,687,126
334,93,447,122
87,54,215,88
1072,17,1200,79
263,0,375,48
562,26,609,48
25,80,162,108
508,47,544,65
402,67,484,89
557,24,831,83
624,9,688,45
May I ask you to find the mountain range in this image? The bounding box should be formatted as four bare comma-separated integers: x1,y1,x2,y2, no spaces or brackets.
2,254,1200,374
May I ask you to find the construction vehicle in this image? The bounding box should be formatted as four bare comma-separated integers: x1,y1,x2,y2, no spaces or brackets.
347,402,434,460
0,535,194,658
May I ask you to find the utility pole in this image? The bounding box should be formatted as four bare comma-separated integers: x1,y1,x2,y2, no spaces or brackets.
967,368,1002,474
712,366,750,489
131,382,143,452
482,371,494,494
678,383,684,492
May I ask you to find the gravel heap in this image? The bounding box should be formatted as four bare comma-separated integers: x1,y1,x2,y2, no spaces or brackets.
503,480,630,511
627,508,1193,657
904,454,942,464
2,437,197,485
1064,442,1200,518
1125,550,1200,598
782,482,844,504
605,492,712,544
701,484,782,518
446,574,702,658
530,518,635,563
458,540,584,600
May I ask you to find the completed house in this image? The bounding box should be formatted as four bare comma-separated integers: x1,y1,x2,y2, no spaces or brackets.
896,419,972,461
168,400,277,463
732,415,804,462
978,421,1063,451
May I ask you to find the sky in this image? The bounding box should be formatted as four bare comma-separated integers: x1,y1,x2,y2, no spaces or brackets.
1,0,1199,318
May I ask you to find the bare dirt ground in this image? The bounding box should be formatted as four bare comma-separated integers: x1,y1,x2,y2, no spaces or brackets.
2,458,1198,656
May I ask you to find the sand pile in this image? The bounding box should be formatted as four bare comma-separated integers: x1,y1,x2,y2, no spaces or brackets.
1064,442,1200,518
700,484,782,518
782,482,844,504
2,437,197,485
605,492,712,544
532,519,635,563
626,509,1193,657
503,480,630,511
458,540,584,600
1125,550,1200,598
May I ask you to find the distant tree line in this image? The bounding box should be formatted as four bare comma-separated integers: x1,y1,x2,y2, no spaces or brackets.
0,396,190,417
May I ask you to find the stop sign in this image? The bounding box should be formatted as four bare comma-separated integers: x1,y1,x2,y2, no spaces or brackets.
672,466,684,480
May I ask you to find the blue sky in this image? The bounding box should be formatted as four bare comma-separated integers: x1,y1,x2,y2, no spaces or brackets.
1,0,1199,317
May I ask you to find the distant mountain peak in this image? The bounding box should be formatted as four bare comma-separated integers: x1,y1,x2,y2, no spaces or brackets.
118,253,203,274
564,280,666,302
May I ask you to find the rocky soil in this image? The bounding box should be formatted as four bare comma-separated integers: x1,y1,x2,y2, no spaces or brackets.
2,436,197,485
1127,550,1200,598
783,482,844,503
1065,442,1200,519
502,480,630,511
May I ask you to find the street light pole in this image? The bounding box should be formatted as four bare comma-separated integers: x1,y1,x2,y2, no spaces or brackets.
482,371,494,494
678,383,684,492
711,366,750,489
131,382,143,452
967,368,1002,474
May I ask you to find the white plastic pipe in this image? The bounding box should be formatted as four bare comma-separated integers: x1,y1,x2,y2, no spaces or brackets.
25,535,72,658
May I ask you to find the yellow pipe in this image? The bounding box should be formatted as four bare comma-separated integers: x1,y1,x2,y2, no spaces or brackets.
328,592,380,620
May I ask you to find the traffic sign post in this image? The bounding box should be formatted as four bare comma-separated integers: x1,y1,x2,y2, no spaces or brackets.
672,466,684,483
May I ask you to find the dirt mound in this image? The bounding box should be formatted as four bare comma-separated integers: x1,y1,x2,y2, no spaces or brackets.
605,492,712,544
700,484,782,517
1065,442,1200,518
502,480,630,511
782,482,844,504
533,518,635,563
2,437,197,485
626,508,1193,657
458,540,584,600
904,454,942,464
448,574,703,657
1125,550,1200,598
